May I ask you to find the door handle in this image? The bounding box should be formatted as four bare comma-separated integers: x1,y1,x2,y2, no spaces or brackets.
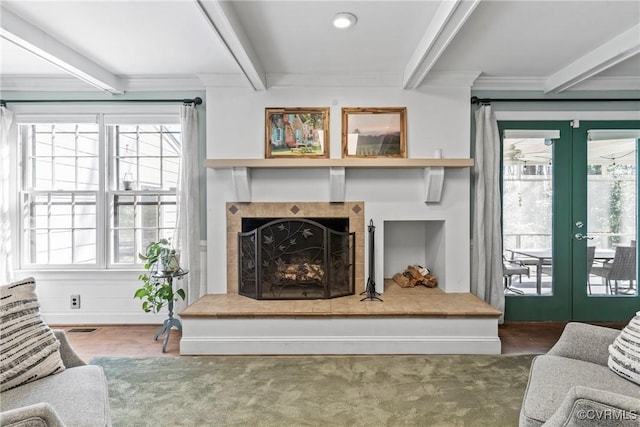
574,233,594,241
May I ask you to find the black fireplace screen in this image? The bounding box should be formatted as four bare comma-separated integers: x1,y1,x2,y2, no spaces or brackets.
239,218,355,300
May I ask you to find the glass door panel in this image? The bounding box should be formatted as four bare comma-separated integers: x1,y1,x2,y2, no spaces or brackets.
572,122,639,321
500,121,572,321
503,133,554,296
586,131,637,297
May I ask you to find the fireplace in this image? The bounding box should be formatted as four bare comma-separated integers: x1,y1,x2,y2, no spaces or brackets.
239,217,355,300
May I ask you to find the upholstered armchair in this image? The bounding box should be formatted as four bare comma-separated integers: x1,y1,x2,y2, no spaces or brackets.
520,322,640,427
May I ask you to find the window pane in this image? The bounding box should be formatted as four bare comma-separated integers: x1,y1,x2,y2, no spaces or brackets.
160,195,177,228
54,158,76,190
114,229,135,264
74,229,96,264
587,135,637,297
76,157,99,190
33,230,48,264
34,159,52,189
24,123,99,191
111,124,181,192
140,195,159,228
138,129,162,157
75,195,96,228
139,157,161,189
114,195,135,228
111,194,175,265
33,195,49,228
50,229,72,263
23,192,97,266
50,194,72,229
53,133,77,156
162,157,179,189
503,136,553,296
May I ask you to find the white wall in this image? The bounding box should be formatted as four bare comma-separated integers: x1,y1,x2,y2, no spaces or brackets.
206,85,472,294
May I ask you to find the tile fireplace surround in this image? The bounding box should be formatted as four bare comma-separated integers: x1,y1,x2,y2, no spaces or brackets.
226,201,365,295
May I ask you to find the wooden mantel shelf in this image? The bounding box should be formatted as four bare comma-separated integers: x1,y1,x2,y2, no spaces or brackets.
205,158,474,169
206,157,473,203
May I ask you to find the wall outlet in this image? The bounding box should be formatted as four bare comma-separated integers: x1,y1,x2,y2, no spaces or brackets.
70,295,81,309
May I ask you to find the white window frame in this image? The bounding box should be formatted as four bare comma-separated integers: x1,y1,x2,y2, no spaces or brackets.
13,104,180,272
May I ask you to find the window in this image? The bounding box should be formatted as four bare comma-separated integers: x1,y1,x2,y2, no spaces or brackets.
19,117,181,269
110,124,180,264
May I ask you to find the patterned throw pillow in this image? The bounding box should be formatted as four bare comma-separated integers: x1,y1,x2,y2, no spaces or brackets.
0,277,65,392
608,311,640,386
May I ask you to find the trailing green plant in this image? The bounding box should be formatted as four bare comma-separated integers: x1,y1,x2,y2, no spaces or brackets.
607,164,623,247
134,239,186,314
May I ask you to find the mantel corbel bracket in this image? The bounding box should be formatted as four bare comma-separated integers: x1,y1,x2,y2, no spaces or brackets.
232,167,251,202
329,167,346,202
424,166,445,203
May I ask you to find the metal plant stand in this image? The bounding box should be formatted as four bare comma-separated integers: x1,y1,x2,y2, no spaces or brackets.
361,219,382,302
152,269,188,352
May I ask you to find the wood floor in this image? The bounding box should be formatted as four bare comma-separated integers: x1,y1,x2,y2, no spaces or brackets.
50,322,623,361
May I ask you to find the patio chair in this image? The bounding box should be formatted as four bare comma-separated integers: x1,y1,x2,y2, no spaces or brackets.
503,256,529,295
590,246,636,295
539,246,597,294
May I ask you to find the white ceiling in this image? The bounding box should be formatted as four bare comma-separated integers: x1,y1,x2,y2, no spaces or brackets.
1,0,639,94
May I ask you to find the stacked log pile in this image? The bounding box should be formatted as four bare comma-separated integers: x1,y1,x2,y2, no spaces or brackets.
392,265,438,288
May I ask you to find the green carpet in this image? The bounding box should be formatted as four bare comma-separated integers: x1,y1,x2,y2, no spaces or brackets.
91,354,535,427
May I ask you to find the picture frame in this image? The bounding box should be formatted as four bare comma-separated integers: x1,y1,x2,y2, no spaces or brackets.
341,107,407,158
265,107,330,158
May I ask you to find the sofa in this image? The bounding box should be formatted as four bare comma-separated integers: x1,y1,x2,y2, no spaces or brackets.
0,330,111,427
520,322,640,427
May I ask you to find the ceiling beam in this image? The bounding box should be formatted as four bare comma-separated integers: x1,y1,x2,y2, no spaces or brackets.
402,0,481,89
0,6,124,94
195,0,266,91
545,24,640,94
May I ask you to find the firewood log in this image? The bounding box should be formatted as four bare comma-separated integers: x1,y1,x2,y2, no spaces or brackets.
392,272,412,288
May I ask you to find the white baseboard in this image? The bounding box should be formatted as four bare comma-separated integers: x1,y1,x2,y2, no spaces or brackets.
43,312,168,325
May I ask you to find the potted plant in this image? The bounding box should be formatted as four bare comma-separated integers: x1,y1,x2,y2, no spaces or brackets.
134,239,186,313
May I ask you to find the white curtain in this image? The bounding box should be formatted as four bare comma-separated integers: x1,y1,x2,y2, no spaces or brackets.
471,105,505,323
1,107,15,284
174,104,204,307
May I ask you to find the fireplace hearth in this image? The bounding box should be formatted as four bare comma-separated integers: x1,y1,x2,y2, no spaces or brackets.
239,218,355,300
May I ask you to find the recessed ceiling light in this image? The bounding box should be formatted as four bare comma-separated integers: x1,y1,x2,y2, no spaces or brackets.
333,12,357,29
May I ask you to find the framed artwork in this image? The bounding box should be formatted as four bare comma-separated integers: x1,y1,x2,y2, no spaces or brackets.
265,107,330,158
341,107,407,158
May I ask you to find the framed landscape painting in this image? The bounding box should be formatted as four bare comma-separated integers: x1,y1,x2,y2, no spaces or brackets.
341,107,407,158
265,107,330,158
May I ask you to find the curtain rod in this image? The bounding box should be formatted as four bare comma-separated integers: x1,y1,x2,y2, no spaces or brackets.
471,96,640,105
0,97,203,108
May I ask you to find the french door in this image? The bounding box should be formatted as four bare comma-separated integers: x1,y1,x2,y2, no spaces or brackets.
500,120,639,322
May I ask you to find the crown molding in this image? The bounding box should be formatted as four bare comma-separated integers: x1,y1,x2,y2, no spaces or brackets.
418,71,481,88
472,77,546,91
266,72,402,88
0,75,99,91
0,74,205,92
473,75,640,91
3,73,636,93
197,73,252,88
125,75,205,91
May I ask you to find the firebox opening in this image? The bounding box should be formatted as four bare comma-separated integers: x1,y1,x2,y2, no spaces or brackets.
239,217,354,300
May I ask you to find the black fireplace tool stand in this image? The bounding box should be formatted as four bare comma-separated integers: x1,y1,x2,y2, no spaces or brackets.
361,219,382,302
